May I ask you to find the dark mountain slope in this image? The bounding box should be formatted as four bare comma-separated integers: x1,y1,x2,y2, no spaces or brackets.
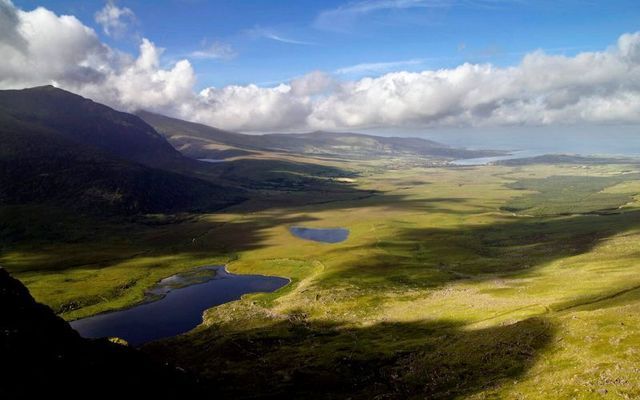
0,268,207,397
138,110,504,160
0,85,368,220
0,86,183,168
0,91,245,214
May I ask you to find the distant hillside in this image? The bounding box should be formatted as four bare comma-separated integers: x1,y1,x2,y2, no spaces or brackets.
0,87,245,214
494,154,639,166
0,268,206,397
266,130,503,159
137,110,504,160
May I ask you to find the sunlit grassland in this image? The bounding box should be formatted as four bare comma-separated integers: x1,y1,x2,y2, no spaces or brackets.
3,159,640,397
157,163,640,398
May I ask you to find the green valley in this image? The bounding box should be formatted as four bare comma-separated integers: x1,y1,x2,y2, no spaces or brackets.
3,125,640,397
3,2,640,398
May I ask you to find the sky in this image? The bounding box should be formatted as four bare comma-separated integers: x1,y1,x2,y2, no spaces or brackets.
2,0,640,134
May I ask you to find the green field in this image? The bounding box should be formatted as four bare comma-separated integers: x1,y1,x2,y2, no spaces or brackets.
4,158,640,398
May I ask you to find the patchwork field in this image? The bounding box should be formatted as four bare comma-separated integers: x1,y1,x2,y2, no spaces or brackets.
3,159,640,398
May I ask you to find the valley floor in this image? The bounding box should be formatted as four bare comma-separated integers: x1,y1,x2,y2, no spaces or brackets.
4,159,640,398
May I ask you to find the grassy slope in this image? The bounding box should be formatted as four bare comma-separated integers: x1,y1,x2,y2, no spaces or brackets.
4,157,640,398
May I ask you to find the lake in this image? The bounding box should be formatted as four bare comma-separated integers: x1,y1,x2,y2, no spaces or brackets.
70,266,288,346
290,226,350,243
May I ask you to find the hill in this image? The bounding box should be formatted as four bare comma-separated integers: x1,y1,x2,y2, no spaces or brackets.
494,154,639,166
0,86,184,169
137,110,505,160
0,87,245,214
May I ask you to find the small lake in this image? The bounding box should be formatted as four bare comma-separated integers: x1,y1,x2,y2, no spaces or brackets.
290,226,349,243
70,266,288,346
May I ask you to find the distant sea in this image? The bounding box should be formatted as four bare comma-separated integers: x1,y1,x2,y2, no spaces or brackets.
419,128,640,158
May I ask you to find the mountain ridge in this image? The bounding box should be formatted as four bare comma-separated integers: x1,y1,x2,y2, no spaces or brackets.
0,86,185,169
137,110,506,160
0,86,245,214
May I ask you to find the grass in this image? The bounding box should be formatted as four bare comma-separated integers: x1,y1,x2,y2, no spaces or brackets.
502,173,640,216
4,159,640,398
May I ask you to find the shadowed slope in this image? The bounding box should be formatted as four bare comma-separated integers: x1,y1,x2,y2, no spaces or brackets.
0,268,208,398
146,315,554,399
0,114,245,214
0,86,182,168
0,86,246,214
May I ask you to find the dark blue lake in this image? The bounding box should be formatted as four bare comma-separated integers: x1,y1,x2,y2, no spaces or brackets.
70,266,288,346
290,226,349,243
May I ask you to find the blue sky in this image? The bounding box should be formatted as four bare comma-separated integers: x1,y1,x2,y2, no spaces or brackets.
14,0,640,89
3,0,640,133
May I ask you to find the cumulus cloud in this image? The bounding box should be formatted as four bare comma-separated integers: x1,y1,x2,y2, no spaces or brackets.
290,71,335,96
0,0,26,51
194,84,311,131
1,1,640,132
94,1,136,38
0,1,112,88
0,1,195,113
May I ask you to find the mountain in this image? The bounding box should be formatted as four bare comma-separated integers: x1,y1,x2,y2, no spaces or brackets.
0,86,184,169
137,110,505,160
0,267,206,397
0,86,245,214
494,154,640,166
269,130,504,159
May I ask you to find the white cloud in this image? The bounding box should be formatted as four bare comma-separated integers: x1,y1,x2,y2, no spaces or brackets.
190,41,236,60
94,1,136,38
290,71,335,96
323,0,448,15
0,1,112,88
247,27,316,46
335,59,426,75
0,1,195,113
193,84,311,131
264,33,315,45
307,41,640,130
1,1,640,133
0,0,25,50
315,0,523,32
315,0,450,31
97,38,197,111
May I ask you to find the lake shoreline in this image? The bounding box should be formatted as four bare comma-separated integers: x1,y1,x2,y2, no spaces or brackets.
69,265,290,346
290,226,350,243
